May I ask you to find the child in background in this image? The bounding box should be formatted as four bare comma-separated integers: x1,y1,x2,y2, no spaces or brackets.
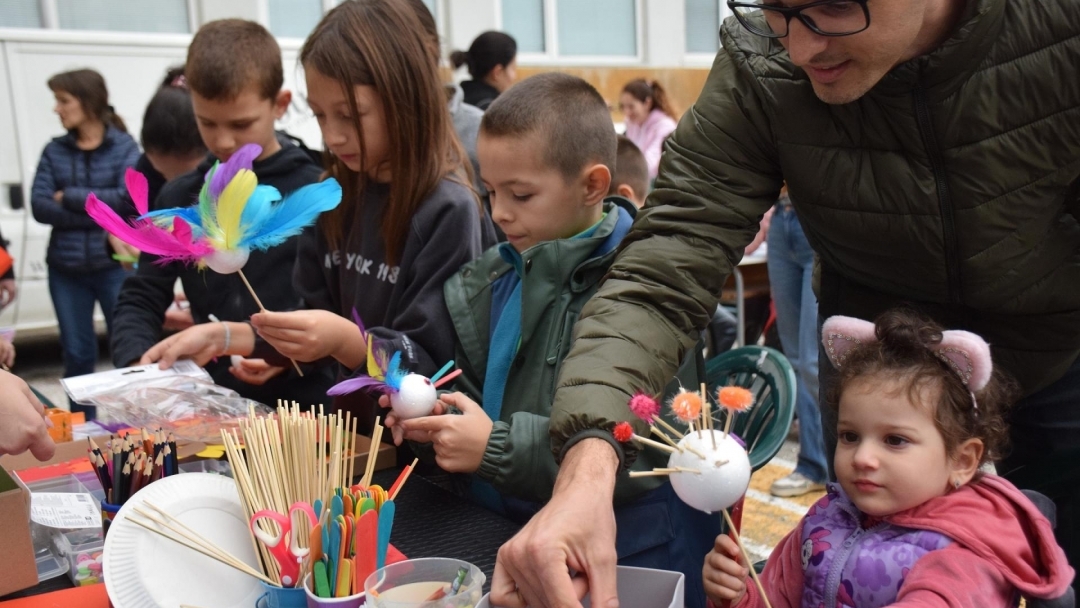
144,0,490,430
388,72,719,608
109,66,209,272
115,20,334,408
704,310,1073,607
608,135,649,208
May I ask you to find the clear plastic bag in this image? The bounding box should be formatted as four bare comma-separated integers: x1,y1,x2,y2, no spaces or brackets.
85,376,273,444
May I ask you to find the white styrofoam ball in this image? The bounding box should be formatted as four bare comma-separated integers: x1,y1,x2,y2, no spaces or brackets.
668,430,751,513
204,248,250,274
230,355,244,368
389,373,437,420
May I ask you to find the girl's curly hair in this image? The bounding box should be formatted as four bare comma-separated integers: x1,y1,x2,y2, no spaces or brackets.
826,309,1018,465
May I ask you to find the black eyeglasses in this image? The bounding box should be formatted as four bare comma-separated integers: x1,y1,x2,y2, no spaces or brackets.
726,0,871,38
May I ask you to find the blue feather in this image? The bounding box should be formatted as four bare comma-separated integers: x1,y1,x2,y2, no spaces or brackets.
140,206,203,226
385,352,406,392
237,185,282,237
242,179,342,251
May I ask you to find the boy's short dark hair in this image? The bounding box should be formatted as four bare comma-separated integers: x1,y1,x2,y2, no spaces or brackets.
186,19,283,101
610,135,649,197
481,72,615,181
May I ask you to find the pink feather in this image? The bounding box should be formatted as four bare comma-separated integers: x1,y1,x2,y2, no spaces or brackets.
85,193,210,262
125,168,150,216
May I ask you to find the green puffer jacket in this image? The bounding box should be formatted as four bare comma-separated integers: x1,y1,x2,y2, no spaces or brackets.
550,0,1080,461
443,201,699,503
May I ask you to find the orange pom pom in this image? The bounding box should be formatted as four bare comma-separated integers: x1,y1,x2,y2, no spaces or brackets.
670,390,702,422
718,386,754,411
613,421,634,443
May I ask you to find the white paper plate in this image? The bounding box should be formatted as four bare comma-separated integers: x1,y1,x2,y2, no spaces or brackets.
103,473,264,608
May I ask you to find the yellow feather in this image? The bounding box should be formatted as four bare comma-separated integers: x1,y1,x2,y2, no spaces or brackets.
366,336,383,380
216,169,257,249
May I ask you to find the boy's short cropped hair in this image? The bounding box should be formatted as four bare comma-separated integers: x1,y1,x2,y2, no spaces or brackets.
481,72,615,181
186,19,283,101
610,135,649,198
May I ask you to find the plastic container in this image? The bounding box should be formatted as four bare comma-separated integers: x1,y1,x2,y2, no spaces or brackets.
25,474,106,585
304,573,366,608
364,558,484,608
475,566,685,608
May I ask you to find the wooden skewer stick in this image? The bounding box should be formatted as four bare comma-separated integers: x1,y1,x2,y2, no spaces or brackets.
722,509,773,608
236,268,303,377
651,416,687,443
127,514,276,586
648,425,683,451
630,433,679,454
723,408,735,439
701,382,717,449
628,466,703,478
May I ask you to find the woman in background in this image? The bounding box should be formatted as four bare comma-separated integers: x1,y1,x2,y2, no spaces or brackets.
451,31,517,110
31,69,139,419
619,79,678,180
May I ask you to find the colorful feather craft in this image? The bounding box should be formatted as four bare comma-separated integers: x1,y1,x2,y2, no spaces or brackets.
84,168,213,263
140,143,343,274
328,311,405,396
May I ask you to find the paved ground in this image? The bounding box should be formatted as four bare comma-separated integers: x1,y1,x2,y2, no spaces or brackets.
12,335,817,563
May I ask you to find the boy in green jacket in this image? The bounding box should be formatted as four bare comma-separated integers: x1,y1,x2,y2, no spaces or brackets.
387,72,719,608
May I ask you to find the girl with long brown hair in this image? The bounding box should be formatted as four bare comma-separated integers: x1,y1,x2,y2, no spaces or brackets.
143,0,492,428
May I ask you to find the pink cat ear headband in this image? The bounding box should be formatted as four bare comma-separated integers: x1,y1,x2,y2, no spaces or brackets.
821,315,992,409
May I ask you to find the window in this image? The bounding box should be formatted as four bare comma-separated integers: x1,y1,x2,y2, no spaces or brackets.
501,0,638,60
501,0,545,53
56,0,190,33
685,0,733,54
0,0,42,28
557,0,635,56
268,0,323,39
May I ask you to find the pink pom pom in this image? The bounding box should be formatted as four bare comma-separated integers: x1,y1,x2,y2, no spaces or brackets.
628,392,660,422
613,422,634,443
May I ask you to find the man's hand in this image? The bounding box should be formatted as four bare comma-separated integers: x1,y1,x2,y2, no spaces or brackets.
0,279,18,310
491,438,621,608
0,371,56,460
397,392,493,473
229,357,286,385
250,310,364,367
704,535,749,606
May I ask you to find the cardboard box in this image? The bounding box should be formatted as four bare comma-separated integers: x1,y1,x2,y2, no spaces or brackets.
0,467,38,596
476,566,685,608
348,433,397,480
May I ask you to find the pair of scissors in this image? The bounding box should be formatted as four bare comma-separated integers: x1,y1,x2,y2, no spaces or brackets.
250,502,319,587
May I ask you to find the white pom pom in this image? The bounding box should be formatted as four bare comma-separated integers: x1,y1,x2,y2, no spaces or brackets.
389,373,437,420
668,431,751,513
204,248,250,274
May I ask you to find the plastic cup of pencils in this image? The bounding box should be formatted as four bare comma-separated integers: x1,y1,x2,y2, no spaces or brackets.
364,558,484,608
259,580,308,608
304,573,366,608
101,500,122,539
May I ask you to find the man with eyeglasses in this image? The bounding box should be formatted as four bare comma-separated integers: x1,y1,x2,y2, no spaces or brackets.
491,1,1080,607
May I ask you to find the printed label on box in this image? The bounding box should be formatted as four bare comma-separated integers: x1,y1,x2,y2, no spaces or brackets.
30,493,101,529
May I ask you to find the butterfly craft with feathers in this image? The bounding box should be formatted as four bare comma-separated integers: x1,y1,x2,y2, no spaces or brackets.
327,312,460,420
85,143,342,275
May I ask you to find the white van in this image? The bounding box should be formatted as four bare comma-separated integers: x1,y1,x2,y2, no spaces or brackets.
0,27,321,339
